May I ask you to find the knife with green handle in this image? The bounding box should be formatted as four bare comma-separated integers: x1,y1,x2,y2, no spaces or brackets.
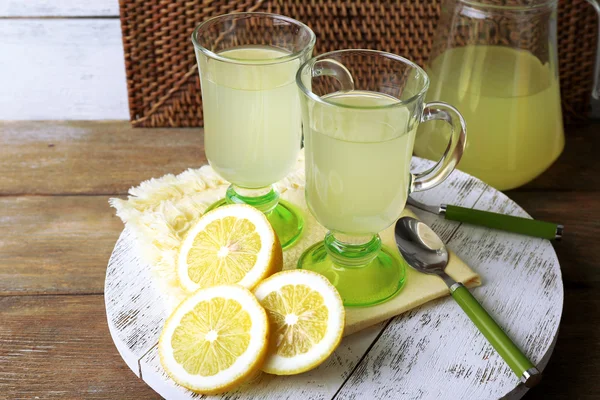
407,197,563,240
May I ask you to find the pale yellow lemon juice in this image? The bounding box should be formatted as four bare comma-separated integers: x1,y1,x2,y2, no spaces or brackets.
304,90,417,235
414,45,564,190
198,46,301,188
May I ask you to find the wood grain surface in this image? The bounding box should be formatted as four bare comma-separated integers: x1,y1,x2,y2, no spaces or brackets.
0,19,127,120
0,0,119,17
0,121,204,195
507,191,600,400
0,121,598,399
0,196,120,295
519,124,599,192
0,295,160,399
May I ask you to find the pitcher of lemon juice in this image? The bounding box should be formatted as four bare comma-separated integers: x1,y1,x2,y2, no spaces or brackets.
414,0,564,190
297,50,467,306
192,13,315,248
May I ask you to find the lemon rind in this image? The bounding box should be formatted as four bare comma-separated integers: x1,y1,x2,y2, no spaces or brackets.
159,285,269,393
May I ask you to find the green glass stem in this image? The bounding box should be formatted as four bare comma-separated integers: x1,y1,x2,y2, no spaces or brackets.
298,232,406,307
206,185,304,250
324,232,382,268
225,185,279,214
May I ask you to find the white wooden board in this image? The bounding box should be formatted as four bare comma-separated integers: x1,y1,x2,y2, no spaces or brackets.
105,160,563,400
0,19,128,120
0,0,119,17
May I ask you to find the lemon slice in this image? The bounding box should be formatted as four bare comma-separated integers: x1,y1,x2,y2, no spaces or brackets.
159,285,269,394
177,204,283,293
253,270,345,375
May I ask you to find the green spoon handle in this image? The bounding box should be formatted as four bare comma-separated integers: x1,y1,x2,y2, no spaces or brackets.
451,283,539,383
443,205,562,240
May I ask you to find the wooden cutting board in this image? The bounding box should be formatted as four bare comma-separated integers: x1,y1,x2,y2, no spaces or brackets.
105,158,563,400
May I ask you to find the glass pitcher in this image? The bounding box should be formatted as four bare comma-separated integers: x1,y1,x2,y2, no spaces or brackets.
414,0,565,190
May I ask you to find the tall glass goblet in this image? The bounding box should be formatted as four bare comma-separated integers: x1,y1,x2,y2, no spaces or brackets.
192,13,315,249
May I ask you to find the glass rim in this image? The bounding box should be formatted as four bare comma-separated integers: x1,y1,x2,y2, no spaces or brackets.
459,0,557,11
296,49,430,110
191,12,316,65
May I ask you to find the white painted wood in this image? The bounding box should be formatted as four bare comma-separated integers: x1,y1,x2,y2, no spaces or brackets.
0,0,119,17
335,188,562,400
0,19,128,120
408,158,490,242
105,160,563,400
104,158,483,382
140,323,388,400
105,228,170,377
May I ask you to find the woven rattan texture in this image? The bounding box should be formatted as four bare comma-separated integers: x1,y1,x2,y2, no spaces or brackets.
119,0,597,127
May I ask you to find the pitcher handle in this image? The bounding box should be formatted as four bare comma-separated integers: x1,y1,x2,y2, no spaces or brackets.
412,102,467,192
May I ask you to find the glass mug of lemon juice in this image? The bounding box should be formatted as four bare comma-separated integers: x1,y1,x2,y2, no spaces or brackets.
192,13,315,248
296,50,467,306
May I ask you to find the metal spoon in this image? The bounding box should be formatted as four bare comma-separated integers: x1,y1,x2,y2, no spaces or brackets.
394,216,542,388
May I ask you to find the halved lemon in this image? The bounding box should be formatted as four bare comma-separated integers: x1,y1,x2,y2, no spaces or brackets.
253,270,345,375
159,285,269,394
177,204,283,293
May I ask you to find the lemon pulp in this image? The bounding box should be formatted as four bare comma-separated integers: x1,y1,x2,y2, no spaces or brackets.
172,297,252,376
186,216,262,286
262,284,329,357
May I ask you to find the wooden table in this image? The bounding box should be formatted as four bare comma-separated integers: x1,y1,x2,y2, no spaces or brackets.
0,121,598,399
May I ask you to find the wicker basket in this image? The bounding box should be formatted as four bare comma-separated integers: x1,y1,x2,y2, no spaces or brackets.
119,0,597,127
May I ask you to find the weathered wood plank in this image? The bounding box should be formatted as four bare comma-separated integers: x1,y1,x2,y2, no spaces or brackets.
460,191,600,399
0,20,127,120
408,158,489,240
0,0,119,17
507,191,599,279
333,188,562,400
0,196,121,295
0,121,205,195
0,295,160,400
508,191,600,399
526,288,600,399
518,123,600,192
104,228,171,375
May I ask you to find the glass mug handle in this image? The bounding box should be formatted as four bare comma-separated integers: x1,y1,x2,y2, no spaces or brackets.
411,102,467,192
311,59,355,91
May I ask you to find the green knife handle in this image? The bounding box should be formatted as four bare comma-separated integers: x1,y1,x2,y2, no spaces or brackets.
444,205,562,240
451,284,538,383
